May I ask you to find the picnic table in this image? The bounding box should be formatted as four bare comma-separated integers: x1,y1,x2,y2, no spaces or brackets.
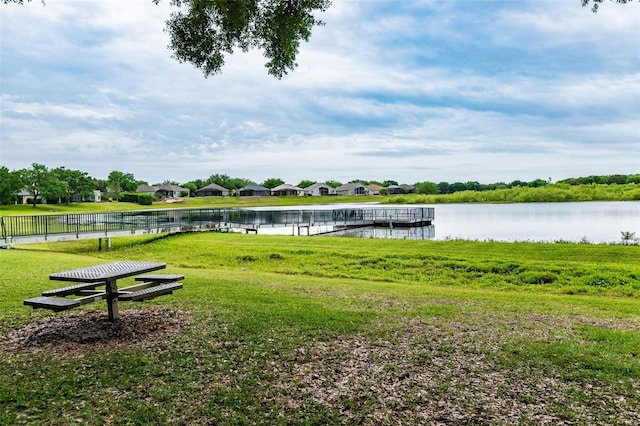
24,261,184,321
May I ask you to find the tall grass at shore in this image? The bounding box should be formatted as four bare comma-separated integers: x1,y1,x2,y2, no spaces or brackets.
385,183,640,204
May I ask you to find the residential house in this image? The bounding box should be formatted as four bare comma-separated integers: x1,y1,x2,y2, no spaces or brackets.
387,185,406,195
304,182,337,196
195,183,230,197
91,189,102,202
400,184,416,193
238,184,271,197
387,184,416,195
155,184,189,198
335,182,369,196
136,184,157,195
271,184,304,196
16,189,32,205
70,190,102,203
367,184,384,195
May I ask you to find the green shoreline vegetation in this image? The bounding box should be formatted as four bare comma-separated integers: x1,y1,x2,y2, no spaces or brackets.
1,164,639,210
1,221,640,423
385,182,640,204
1,182,639,217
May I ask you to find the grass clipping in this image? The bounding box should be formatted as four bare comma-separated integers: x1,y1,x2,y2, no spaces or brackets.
0,308,191,357
271,316,640,424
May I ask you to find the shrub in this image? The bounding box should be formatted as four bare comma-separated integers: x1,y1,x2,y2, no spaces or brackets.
238,255,258,262
138,194,154,205
519,271,558,285
120,192,139,203
583,274,626,288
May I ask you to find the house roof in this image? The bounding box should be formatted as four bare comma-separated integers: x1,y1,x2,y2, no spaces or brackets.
304,182,332,191
136,184,156,193
239,184,270,192
272,184,303,192
335,182,366,191
156,184,188,192
196,183,229,192
367,184,384,191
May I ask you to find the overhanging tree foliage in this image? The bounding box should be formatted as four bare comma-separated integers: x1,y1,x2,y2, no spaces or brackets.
159,0,331,78
581,0,636,12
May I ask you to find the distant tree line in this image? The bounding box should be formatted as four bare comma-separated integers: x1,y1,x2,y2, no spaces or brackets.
414,174,640,195
1,163,638,206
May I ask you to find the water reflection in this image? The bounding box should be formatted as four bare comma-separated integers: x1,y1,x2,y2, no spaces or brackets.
327,201,639,243
331,225,435,240
241,201,639,243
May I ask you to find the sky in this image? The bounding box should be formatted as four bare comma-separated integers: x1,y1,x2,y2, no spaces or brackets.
1,0,639,187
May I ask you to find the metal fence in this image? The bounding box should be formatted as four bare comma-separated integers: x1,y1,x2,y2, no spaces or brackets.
1,209,222,238
1,206,434,241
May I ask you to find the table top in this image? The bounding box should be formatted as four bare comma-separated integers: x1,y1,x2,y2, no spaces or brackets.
49,261,166,282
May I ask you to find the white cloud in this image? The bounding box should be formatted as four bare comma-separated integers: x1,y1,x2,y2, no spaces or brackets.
1,0,638,185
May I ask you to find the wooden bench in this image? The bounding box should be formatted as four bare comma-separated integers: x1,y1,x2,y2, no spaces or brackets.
118,282,183,302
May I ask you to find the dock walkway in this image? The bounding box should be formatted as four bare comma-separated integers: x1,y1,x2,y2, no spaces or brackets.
1,206,434,247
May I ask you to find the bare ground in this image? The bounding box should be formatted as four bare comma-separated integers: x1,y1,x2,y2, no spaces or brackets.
2,309,639,424
0,308,192,357
271,315,640,425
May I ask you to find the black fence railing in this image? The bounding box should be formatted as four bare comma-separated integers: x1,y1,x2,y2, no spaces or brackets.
0,206,434,240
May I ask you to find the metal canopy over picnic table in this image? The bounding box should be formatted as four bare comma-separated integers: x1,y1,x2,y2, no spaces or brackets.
24,261,184,321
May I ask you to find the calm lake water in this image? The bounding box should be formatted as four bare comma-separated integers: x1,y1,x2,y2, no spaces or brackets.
336,201,640,243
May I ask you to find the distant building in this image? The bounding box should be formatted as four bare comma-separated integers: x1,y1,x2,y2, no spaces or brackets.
91,190,102,202
387,185,405,195
16,189,31,205
155,184,189,198
136,184,157,195
304,182,337,196
238,184,271,197
195,183,230,197
271,184,304,196
387,184,416,195
367,184,384,195
335,182,369,196
400,184,416,194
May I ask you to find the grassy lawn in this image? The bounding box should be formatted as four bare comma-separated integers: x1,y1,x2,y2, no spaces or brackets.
1,233,639,424
0,195,383,217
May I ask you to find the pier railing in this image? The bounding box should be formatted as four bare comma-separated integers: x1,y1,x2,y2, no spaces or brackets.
0,206,434,246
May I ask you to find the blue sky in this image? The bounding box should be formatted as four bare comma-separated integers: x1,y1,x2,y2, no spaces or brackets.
1,0,638,186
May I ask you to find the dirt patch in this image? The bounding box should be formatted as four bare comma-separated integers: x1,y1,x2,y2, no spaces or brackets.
0,308,192,357
273,316,640,425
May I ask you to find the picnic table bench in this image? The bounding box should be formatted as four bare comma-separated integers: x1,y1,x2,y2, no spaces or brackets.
24,261,184,321
118,274,184,301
